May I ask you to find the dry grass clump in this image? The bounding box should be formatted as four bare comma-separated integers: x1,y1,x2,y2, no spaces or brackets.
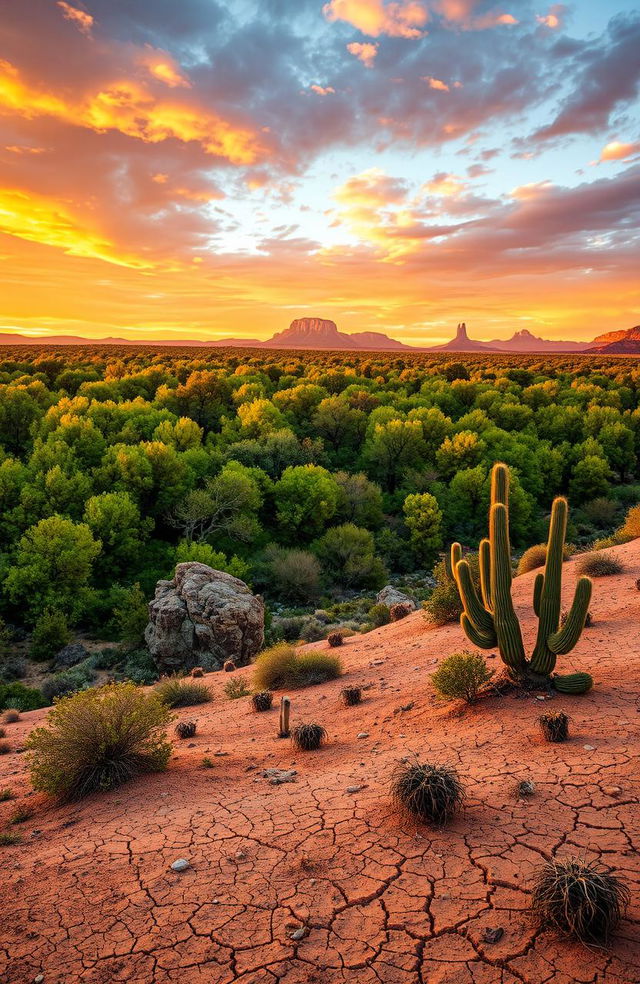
26,682,172,801
431,651,494,704
539,710,570,743
340,686,362,706
391,761,464,826
0,740,11,755
253,643,342,691
291,723,326,751
576,551,624,577
531,857,630,944
0,831,22,846
251,691,273,712
390,602,412,621
0,788,15,802
154,676,211,708
223,678,251,700
518,542,572,575
2,710,20,724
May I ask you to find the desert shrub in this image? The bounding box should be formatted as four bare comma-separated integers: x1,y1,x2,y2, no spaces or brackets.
29,609,71,662
390,602,412,621
0,656,27,682
0,682,46,712
41,663,95,704
582,497,619,527
251,690,273,712
327,631,344,648
9,805,33,824
0,787,14,801
175,721,196,738
423,556,480,626
391,761,464,826
518,542,572,575
253,643,342,690
292,723,326,751
340,686,362,706
616,503,640,541
575,551,623,577
224,677,251,700
0,739,11,754
2,709,20,723
368,603,390,627
539,710,569,743
154,676,211,708
270,616,306,643
26,682,172,800
264,546,322,603
431,651,494,704
122,649,157,685
531,858,630,943
0,832,22,845
298,617,326,643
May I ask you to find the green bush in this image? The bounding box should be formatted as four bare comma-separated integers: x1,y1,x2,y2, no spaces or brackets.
223,677,251,700
26,682,172,800
368,603,390,627
30,609,71,662
113,583,148,650
517,542,572,575
253,643,342,690
41,664,95,704
431,651,494,703
122,649,158,685
0,682,46,712
154,675,211,708
422,556,480,627
575,551,624,577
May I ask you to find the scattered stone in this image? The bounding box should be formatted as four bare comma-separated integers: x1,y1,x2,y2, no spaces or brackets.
603,785,622,797
346,786,362,793
214,751,228,757
583,744,596,751
34,976,44,983
371,659,385,666
263,768,297,785
535,695,546,701
482,927,504,944
357,732,369,739
171,859,190,872
290,927,306,941
515,780,536,798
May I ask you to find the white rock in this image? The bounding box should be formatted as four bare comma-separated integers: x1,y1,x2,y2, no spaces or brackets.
357,732,369,739
171,858,190,872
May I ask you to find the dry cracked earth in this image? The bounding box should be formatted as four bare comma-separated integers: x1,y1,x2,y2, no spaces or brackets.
1,543,639,984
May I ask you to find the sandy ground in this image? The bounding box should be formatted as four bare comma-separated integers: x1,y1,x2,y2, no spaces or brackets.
1,543,639,984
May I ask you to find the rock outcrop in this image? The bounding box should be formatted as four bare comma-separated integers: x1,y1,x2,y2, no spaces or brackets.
376,585,416,611
145,563,264,675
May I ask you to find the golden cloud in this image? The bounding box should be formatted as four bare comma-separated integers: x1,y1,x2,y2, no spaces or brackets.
56,1,93,35
0,61,266,165
598,140,640,162
324,0,428,38
346,41,379,66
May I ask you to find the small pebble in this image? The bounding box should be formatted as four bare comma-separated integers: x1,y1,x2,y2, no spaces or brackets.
583,744,596,751
346,786,361,793
357,732,369,739
171,859,190,872
290,927,306,941
34,976,44,984
603,785,622,797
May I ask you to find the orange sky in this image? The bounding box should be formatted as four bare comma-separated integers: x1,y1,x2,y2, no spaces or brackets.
0,1,639,344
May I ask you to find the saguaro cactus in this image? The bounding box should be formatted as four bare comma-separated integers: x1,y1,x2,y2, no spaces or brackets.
452,463,593,694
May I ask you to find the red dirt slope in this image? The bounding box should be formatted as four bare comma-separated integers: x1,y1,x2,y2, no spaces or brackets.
1,543,639,984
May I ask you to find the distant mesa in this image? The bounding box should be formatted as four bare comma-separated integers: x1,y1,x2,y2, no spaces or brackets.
2,318,639,353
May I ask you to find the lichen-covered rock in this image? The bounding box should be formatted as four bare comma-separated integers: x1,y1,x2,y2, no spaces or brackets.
376,585,416,611
145,563,264,675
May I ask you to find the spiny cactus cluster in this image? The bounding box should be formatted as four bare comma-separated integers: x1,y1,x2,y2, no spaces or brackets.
451,463,593,694
175,721,196,739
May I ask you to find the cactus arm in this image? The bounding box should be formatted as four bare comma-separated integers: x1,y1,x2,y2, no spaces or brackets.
479,538,492,612
530,497,567,675
547,577,592,655
491,462,509,507
490,502,526,673
533,572,544,617
446,542,462,581
460,612,497,649
454,559,495,636
553,671,593,694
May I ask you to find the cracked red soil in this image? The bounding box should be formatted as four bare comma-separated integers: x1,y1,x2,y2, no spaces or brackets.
1,544,639,983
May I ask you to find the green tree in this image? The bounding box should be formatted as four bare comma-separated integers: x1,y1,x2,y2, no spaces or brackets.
274,464,340,536
436,431,485,480
313,524,387,589
4,516,101,622
365,419,427,491
170,461,263,544
84,492,152,574
403,492,443,566
569,455,612,503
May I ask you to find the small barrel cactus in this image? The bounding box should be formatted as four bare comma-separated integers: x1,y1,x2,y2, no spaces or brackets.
327,632,344,648
191,667,204,678
252,691,273,712
390,602,412,621
539,710,569,742
340,686,362,706
223,660,236,673
292,723,326,751
175,721,197,739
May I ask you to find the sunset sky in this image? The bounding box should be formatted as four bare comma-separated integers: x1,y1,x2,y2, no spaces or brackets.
0,0,639,344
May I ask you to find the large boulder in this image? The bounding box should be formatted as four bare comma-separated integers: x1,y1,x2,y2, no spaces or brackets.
145,563,264,675
376,585,416,612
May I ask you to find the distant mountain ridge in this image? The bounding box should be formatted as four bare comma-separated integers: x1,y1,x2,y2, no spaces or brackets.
0,317,636,352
